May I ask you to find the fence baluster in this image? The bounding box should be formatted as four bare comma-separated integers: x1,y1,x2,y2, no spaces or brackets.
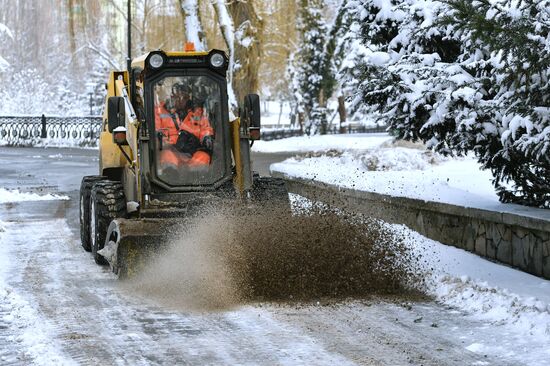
41,115,47,138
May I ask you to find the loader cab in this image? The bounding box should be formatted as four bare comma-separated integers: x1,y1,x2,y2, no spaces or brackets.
87,47,277,275
131,49,233,194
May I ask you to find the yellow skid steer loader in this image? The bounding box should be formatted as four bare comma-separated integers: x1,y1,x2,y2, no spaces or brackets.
79,46,288,278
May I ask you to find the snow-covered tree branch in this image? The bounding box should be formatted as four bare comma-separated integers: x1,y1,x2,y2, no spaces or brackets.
0,22,13,71
211,0,237,109
179,0,207,51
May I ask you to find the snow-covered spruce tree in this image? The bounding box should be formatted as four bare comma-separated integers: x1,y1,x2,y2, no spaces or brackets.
344,0,465,152
290,0,328,134
340,0,415,124
320,0,351,101
346,0,550,208
318,0,357,129
442,0,550,208
339,0,400,121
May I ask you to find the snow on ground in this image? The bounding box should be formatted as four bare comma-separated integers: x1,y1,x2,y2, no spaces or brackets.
253,133,392,153
261,101,293,128
292,191,550,364
403,225,550,364
34,139,97,149
0,188,69,203
259,100,377,128
274,150,500,206
0,138,98,149
0,220,73,365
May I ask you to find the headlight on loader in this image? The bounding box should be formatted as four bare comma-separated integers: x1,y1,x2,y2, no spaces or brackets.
149,54,164,69
209,53,225,68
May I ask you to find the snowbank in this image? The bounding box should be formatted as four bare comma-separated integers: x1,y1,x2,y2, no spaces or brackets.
33,139,98,149
271,151,499,208
253,133,392,153
0,138,99,149
0,188,69,203
272,147,499,207
402,225,550,364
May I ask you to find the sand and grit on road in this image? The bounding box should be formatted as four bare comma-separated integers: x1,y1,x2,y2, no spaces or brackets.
126,200,425,311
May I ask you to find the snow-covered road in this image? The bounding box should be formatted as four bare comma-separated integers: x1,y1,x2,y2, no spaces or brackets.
0,147,545,365
1,199,507,365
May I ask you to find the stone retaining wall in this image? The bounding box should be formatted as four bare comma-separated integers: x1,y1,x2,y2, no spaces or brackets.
275,174,550,280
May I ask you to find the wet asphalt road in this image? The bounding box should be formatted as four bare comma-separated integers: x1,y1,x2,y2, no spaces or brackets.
0,146,294,192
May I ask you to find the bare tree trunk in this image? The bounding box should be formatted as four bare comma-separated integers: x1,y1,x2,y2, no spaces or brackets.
227,0,264,103
277,101,283,126
211,0,236,108
67,0,76,54
141,0,149,54
337,95,347,133
179,0,207,50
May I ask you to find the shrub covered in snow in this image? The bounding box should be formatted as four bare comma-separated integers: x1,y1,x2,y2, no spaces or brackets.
0,68,89,116
343,0,550,208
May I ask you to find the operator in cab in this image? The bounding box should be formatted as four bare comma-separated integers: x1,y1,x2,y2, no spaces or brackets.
154,80,214,169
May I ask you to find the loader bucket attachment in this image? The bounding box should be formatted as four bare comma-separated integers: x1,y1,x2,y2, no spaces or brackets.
99,218,183,279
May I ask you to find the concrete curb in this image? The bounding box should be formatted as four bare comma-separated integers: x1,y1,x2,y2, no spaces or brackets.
273,171,550,280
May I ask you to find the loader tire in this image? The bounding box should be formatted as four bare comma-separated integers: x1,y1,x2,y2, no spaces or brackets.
252,177,289,205
90,181,127,265
79,176,105,252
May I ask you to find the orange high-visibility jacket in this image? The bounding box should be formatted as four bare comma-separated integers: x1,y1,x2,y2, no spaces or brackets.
155,103,181,145
155,104,214,144
180,107,214,142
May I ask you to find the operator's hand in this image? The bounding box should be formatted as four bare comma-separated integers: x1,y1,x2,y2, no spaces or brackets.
156,131,164,150
202,135,214,151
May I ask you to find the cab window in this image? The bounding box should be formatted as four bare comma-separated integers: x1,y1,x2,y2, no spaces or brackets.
152,75,226,186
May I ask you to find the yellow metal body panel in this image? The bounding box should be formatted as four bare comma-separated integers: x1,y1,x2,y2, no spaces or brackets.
98,131,126,171
114,78,138,162
131,55,147,70
99,71,137,200
100,71,127,174
230,118,244,196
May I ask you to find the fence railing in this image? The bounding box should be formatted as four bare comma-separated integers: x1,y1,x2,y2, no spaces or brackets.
0,115,102,146
261,128,304,141
0,115,389,147
337,124,389,134
261,124,388,141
